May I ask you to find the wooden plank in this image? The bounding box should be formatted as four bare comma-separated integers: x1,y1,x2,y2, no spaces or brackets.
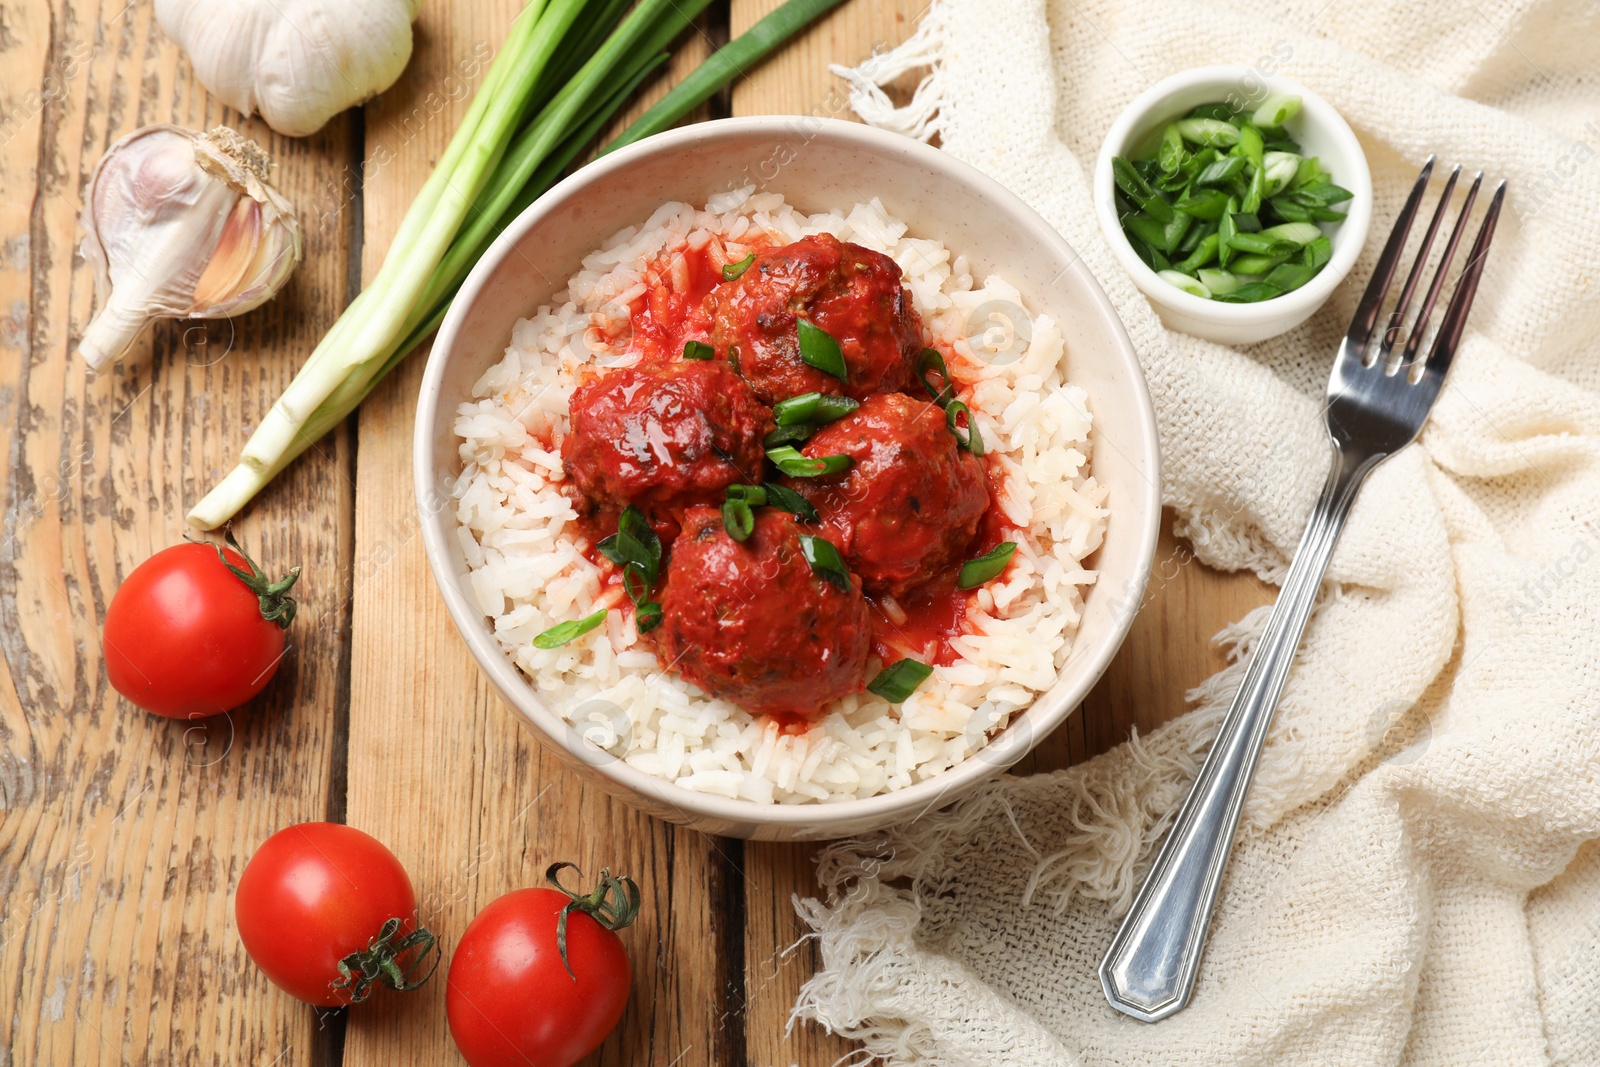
340,7,733,1067
0,0,356,1064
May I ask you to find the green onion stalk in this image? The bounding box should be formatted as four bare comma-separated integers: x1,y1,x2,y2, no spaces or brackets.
188,0,848,529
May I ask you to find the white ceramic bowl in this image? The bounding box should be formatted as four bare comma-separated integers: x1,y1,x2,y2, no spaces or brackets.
415,117,1161,840
1094,66,1372,345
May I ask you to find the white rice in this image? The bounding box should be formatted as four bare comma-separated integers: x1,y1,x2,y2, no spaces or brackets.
452,189,1110,804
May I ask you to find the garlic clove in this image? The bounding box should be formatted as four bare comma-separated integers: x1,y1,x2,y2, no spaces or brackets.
155,0,419,138
77,125,303,370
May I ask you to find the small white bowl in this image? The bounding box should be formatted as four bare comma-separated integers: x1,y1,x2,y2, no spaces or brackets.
1094,66,1372,345
415,118,1161,841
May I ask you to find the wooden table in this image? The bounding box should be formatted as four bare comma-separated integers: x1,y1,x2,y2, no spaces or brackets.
0,1,1274,1063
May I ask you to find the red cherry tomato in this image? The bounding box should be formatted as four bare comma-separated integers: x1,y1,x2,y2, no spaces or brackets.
447,866,639,1067
103,535,299,718
235,823,437,1007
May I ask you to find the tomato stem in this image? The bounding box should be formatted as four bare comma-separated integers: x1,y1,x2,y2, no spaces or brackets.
199,528,301,628
331,916,440,1003
547,862,642,981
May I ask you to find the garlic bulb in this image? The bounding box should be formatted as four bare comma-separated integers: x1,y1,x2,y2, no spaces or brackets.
78,125,303,370
155,0,421,138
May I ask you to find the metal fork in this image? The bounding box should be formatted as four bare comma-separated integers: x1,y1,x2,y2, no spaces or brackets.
1100,158,1506,1023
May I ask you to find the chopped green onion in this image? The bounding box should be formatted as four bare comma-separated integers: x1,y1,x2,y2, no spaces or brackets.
622,561,651,604
597,504,662,591
767,445,851,477
1257,221,1322,246
1302,236,1333,270
1173,188,1229,221
1212,281,1287,303
1175,118,1240,147
773,392,859,426
1112,98,1348,304
1158,270,1211,298
634,601,663,634
1195,155,1247,185
1174,234,1219,273
945,401,984,456
799,535,852,591
682,340,714,360
1262,262,1315,292
915,348,956,407
1111,157,1174,223
763,482,819,523
534,608,608,649
763,424,814,447
722,252,756,280
1242,163,1265,214
1159,124,1186,174
1260,152,1302,197
958,542,1016,589
797,319,847,380
866,658,933,702
1252,94,1302,128
1196,268,1241,296
721,484,768,542
1224,232,1299,257
1227,252,1290,275
1237,123,1264,171
1218,200,1239,268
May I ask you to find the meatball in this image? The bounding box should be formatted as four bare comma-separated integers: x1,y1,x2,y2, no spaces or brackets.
708,233,923,403
785,392,989,598
561,360,772,520
653,507,872,719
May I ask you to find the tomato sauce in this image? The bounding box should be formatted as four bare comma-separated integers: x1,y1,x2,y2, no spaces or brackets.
868,495,1020,667
629,245,735,365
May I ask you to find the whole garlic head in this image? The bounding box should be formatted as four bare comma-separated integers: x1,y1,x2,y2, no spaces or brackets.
155,0,422,138
78,125,303,370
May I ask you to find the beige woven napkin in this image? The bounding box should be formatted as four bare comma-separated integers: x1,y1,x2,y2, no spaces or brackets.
793,0,1600,1063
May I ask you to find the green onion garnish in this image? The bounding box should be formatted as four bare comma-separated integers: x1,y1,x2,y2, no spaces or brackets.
722,252,756,280
597,505,662,598
634,601,663,634
767,445,851,477
915,347,955,407
945,402,984,456
1252,93,1302,128
866,658,933,702
763,482,819,523
773,392,859,427
958,542,1016,589
682,340,714,361
721,484,768,542
534,608,608,650
1107,94,1346,305
621,562,652,605
799,534,852,591
764,424,815,448
797,319,847,381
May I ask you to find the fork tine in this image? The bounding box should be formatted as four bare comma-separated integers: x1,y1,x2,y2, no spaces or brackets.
1419,179,1505,378
1346,156,1435,349
1400,172,1485,366
1378,165,1461,364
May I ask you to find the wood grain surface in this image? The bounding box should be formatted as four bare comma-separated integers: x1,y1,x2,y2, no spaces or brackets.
0,1,1274,1064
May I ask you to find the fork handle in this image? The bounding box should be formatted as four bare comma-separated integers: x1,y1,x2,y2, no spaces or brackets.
1099,441,1383,1022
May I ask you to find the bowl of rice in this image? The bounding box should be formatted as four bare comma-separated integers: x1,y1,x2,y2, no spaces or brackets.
415,117,1160,840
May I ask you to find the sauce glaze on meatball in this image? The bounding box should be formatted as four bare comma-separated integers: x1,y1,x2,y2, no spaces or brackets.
561,360,772,522
785,392,989,598
652,507,872,720
707,233,923,403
